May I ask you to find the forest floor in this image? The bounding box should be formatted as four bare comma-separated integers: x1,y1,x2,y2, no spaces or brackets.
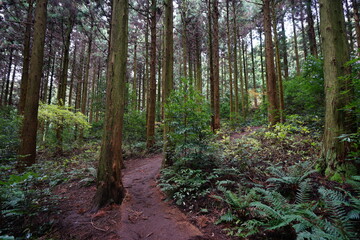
43,153,231,240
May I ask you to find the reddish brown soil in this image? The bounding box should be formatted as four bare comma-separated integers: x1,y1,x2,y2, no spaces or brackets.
45,154,229,240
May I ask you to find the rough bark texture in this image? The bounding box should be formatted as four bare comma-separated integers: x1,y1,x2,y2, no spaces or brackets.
250,30,257,108
146,0,157,149
226,0,234,117
162,0,174,167
232,1,239,115
18,0,48,170
319,0,355,179
92,0,128,210
272,7,284,122
306,0,318,57
263,0,279,126
19,0,34,114
291,0,301,75
212,0,220,130
352,0,360,53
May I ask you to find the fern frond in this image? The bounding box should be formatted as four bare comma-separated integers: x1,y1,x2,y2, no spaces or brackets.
295,179,312,204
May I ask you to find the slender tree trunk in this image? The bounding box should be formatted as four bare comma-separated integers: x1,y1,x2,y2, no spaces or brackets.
263,0,279,125
81,36,93,117
4,49,13,106
238,37,245,116
272,7,284,122
18,0,48,170
306,0,318,57
232,1,239,116
42,30,53,103
133,40,138,110
48,53,56,105
146,0,157,149
89,62,97,123
68,43,77,107
319,0,355,179
212,0,220,130
162,0,174,167
352,0,360,53
280,19,289,79
92,0,128,211
242,40,249,116
344,0,354,54
195,23,202,93
56,17,74,152
250,30,258,108
19,0,34,114
300,2,308,59
292,0,301,75
259,28,266,104
226,0,234,118
8,61,17,105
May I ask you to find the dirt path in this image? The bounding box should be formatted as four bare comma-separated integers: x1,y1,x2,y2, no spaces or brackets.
49,154,224,240
117,154,203,240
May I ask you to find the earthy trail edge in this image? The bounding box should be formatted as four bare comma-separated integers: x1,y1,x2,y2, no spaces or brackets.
49,153,228,240
117,154,203,240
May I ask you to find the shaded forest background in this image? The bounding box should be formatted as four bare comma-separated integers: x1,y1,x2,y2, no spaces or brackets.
0,0,360,239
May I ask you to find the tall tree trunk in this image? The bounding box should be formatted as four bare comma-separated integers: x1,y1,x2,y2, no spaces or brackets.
18,0,48,170
4,49,13,106
250,30,258,108
92,0,128,211
8,61,17,105
319,0,355,179
300,2,308,59
280,18,289,79
68,43,77,107
162,0,174,167
344,0,354,54
352,0,360,53
272,7,285,122
56,17,74,152
226,0,234,118
306,0,318,57
146,0,157,149
292,0,301,75
259,28,266,104
263,0,279,126
232,1,239,116
81,36,93,118
212,0,220,130
242,40,249,116
42,30,53,103
133,40,138,110
89,62,97,123
195,23,202,93
19,0,34,114
48,53,56,104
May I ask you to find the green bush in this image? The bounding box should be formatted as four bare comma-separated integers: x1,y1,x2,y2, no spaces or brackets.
0,107,21,162
284,56,324,115
165,79,213,169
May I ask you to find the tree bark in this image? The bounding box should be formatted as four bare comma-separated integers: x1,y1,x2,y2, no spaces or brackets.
306,0,318,57
146,0,157,149
226,0,234,118
19,0,34,114
92,0,128,211
162,0,174,167
212,0,220,130
18,0,48,170
352,0,360,54
291,0,301,75
250,30,258,108
232,1,239,116
319,0,355,179
263,0,280,125
68,43,77,107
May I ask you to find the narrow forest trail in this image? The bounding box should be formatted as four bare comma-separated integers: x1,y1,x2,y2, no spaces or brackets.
116,154,204,240
49,153,228,240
